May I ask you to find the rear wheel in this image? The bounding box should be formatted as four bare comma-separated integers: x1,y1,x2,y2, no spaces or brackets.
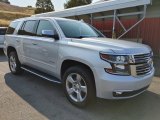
8,51,22,75
63,66,96,107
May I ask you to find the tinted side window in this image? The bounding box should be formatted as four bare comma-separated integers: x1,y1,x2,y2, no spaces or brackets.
6,22,19,34
0,28,7,35
21,20,36,36
37,20,56,36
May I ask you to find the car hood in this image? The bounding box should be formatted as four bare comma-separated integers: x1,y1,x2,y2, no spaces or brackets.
71,38,151,54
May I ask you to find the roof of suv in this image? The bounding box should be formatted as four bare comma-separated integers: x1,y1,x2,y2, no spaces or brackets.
12,17,79,23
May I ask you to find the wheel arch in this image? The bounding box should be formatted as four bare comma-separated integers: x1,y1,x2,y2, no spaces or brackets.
7,46,17,57
61,59,96,93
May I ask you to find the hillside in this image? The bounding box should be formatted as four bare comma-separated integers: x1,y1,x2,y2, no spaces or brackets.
0,2,35,26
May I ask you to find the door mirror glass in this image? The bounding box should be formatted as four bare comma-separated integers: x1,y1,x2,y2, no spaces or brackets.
42,30,59,40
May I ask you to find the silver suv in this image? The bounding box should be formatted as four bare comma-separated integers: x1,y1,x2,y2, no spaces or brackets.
4,17,154,107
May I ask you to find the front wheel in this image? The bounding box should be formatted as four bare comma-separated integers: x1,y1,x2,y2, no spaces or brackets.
63,66,96,107
8,51,22,75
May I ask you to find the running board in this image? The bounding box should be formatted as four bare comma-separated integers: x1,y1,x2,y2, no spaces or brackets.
21,66,62,84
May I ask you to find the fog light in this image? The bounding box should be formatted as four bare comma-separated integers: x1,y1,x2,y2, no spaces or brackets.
115,91,123,95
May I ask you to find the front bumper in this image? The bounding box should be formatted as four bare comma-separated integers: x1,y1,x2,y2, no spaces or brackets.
93,67,155,99
112,85,149,98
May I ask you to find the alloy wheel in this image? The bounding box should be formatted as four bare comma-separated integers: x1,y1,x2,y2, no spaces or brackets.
66,73,87,102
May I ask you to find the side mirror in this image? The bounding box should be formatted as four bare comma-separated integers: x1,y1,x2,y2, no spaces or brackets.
42,30,59,40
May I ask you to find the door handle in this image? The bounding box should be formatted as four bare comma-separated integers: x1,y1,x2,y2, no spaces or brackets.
16,40,20,43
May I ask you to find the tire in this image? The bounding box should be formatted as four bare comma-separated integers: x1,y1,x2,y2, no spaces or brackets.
63,66,96,107
8,51,22,75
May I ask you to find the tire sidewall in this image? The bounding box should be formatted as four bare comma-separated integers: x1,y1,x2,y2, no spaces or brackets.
63,66,95,107
8,52,21,74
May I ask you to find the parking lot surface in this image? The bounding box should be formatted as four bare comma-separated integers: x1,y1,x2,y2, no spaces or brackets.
0,50,160,120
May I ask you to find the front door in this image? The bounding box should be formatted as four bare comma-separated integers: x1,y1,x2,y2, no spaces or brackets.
30,20,59,75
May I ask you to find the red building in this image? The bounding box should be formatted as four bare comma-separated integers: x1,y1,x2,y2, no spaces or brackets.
93,0,160,56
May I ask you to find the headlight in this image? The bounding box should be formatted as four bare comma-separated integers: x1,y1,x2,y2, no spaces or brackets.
100,53,130,75
100,53,129,63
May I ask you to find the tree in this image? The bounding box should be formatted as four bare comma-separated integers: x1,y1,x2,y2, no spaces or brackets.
27,6,32,8
64,0,92,9
35,0,54,14
0,0,10,4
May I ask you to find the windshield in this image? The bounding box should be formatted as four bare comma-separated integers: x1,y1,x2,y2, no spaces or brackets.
57,20,104,38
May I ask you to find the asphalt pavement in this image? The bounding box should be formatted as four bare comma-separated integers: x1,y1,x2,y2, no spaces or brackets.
0,49,160,120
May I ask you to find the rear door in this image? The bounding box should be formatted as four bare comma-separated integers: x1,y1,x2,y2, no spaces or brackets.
17,20,39,67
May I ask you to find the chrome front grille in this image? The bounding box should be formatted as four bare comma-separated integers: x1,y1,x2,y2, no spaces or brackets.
134,53,152,63
130,52,153,76
136,62,153,76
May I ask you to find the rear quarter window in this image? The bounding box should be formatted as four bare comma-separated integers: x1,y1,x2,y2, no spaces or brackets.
18,20,37,36
0,28,7,35
6,21,20,35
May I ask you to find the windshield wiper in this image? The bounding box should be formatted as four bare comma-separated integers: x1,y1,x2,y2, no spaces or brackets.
74,35,98,39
